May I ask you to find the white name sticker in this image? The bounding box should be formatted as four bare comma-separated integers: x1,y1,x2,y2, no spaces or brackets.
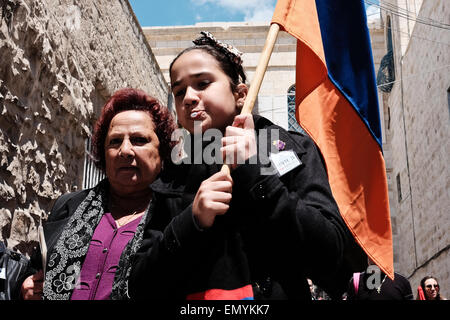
0,267,5,280
269,150,302,176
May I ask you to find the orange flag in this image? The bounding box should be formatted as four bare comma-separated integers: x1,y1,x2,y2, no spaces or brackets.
272,0,394,279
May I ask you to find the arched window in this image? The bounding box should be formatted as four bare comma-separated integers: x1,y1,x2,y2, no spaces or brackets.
287,84,304,133
377,16,395,92
386,16,394,54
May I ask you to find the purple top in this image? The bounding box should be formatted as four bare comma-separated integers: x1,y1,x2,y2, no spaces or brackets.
70,213,141,300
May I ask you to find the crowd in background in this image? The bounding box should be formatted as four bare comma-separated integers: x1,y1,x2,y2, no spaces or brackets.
308,274,446,301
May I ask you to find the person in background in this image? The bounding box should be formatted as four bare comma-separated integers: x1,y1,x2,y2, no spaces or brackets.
308,278,331,300
417,276,446,300
307,279,316,300
347,259,413,300
19,88,176,300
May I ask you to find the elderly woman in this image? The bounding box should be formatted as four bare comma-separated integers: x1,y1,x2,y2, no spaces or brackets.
19,88,176,300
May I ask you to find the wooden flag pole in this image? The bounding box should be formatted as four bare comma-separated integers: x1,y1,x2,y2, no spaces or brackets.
241,23,280,115
221,23,280,174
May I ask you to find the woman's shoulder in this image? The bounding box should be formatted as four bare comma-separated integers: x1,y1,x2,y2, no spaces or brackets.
48,188,92,222
54,188,91,208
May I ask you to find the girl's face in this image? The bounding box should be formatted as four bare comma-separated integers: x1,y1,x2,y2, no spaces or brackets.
424,278,439,300
170,49,245,133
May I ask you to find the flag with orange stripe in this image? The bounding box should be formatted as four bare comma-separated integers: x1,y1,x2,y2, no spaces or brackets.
272,0,394,279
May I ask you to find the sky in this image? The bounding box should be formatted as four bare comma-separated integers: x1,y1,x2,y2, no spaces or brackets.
129,0,380,27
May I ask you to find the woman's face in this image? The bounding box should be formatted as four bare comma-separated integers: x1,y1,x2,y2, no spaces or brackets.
170,49,244,133
424,278,439,300
104,110,161,195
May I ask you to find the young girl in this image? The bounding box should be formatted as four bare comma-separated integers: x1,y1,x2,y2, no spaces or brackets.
126,32,361,300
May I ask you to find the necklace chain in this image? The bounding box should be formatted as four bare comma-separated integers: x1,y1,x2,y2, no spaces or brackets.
110,198,150,227
116,210,138,227
376,275,388,294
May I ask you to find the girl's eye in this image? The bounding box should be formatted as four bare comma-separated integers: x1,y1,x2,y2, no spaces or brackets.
198,80,210,89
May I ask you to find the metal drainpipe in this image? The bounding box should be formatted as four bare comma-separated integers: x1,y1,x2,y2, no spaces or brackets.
399,54,418,271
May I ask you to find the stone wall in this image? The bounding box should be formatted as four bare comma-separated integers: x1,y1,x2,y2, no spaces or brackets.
0,0,168,255
381,0,449,297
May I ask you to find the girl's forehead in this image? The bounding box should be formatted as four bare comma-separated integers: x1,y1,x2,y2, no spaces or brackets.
182,48,215,60
173,50,221,72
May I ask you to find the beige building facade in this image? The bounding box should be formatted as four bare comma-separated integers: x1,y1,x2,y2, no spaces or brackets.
378,0,449,297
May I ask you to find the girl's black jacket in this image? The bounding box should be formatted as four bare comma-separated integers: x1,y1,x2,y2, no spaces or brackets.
128,115,366,300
